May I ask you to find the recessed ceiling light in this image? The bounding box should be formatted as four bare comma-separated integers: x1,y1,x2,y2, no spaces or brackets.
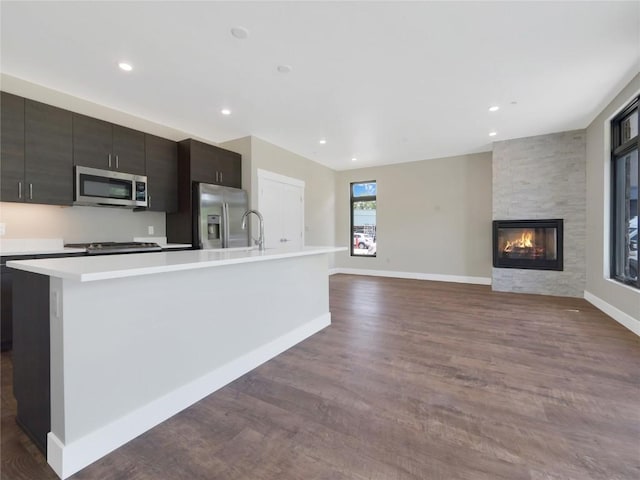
118,62,133,72
277,65,292,74
221,109,231,115
489,131,497,137
351,157,357,162
230,26,249,39
319,139,326,144
489,105,499,112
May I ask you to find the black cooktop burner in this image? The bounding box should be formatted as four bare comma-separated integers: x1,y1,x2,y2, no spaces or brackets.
65,241,162,255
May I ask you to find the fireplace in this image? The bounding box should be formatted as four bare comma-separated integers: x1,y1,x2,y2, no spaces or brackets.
492,219,563,271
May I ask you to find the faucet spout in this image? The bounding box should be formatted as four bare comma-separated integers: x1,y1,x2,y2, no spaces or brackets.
241,209,265,251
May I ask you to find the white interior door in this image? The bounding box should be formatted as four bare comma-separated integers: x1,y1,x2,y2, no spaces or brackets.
258,170,304,249
281,183,303,249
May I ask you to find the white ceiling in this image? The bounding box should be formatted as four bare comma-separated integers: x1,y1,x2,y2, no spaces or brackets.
1,1,639,171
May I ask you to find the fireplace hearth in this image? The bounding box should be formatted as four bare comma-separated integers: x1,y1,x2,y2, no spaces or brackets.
492,219,563,271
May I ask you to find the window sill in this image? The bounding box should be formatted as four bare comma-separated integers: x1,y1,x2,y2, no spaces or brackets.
605,278,640,294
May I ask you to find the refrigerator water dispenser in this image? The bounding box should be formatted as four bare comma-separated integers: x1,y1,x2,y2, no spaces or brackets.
207,215,221,240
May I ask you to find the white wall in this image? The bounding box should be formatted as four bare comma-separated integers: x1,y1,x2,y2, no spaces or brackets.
0,202,165,243
585,73,640,326
334,152,493,281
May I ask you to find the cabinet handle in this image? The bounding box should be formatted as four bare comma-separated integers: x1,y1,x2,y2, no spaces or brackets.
108,153,112,168
115,155,119,169
18,181,22,199
215,171,219,183
148,195,151,208
220,172,223,183
29,183,33,200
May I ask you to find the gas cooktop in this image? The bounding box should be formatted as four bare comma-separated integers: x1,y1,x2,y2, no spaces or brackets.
64,241,162,255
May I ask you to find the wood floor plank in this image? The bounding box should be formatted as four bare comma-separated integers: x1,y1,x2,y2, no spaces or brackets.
1,275,639,479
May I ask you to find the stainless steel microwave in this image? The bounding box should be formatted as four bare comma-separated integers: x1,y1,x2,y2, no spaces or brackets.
74,166,148,208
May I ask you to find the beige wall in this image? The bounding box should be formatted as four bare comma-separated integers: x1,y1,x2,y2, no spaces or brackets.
0,202,165,243
222,137,336,249
334,152,492,280
585,73,640,323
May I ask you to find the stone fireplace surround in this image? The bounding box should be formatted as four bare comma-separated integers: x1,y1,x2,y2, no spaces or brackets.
492,130,586,297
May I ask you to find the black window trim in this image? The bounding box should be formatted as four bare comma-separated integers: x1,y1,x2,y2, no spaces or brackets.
610,95,639,289
350,180,377,257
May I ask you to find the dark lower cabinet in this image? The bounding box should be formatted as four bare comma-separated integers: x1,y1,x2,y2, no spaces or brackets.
1,253,84,351
12,270,50,454
0,263,13,351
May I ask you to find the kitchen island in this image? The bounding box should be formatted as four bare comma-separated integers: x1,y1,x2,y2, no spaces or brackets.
8,246,344,479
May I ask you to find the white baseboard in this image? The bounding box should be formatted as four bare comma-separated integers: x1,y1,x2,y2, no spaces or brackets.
47,313,331,479
584,291,640,337
330,267,491,285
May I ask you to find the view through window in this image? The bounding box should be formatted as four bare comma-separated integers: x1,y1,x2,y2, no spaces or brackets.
611,96,639,288
350,181,376,257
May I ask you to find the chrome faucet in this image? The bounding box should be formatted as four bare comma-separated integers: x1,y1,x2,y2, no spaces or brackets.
241,209,265,251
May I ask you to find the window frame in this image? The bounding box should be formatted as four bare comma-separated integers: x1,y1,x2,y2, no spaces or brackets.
610,95,639,289
350,180,377,258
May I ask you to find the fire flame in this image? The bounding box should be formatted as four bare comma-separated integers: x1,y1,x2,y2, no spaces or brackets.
504,231,533,252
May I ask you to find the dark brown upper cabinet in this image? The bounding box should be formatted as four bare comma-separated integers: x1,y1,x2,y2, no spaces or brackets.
1,94,73,206
145,134,178,213
73,114,145,175
25,100,74,205
166,139,241,245
179,138,241,189
1,92,25,202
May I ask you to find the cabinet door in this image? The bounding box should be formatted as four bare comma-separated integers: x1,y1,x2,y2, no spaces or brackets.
25,100,73,205
145,134,178,212
72,113,112,170
189,140,217,184
12,270,50,453
215,149,242,188
1,92,25,202
0,264,13,351
113,125,145,175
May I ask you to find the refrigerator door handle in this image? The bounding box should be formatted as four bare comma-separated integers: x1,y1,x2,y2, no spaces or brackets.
223,202,230,247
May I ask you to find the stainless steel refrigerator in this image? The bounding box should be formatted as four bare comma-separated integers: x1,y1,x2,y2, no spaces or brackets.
193,183,250,249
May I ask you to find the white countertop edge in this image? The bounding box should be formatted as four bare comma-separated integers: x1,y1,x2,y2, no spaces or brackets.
0,247,87,256
162,243,193,249
7,246,346,282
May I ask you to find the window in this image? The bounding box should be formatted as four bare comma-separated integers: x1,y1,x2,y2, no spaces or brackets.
611,96,639,288
350,181,377,257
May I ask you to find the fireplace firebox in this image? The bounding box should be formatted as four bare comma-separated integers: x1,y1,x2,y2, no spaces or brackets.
492,219,563,271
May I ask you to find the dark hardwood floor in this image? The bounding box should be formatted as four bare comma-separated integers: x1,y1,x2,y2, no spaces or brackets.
2,275,639,479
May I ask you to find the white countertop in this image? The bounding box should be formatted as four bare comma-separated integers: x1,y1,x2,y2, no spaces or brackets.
7,246,345,282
